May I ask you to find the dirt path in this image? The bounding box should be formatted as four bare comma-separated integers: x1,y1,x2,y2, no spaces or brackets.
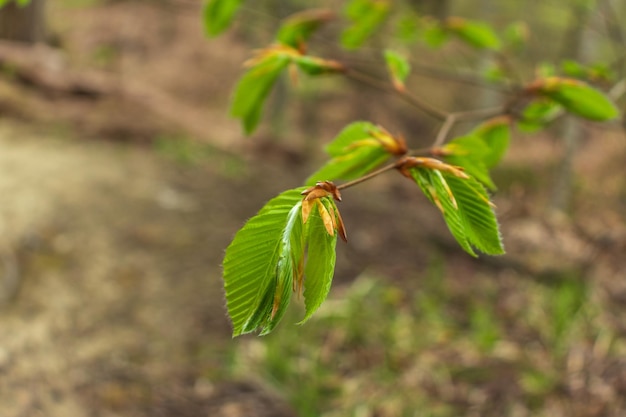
0,122,297,417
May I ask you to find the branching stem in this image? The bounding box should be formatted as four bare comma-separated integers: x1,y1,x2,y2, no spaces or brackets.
344,67,449,120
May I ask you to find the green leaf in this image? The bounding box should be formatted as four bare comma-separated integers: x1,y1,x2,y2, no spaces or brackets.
442,135,495,190
395,12,421,44
439,117,511,191
203,0,244,37
276,8,334,49
306,122,397,185
560,60,587,79
230,55,290,134
307,146,390,185
533,77,618,121
517,99,562,132
561,60,615,83
301,198,338,322
384,49,411,91
341,0,390,49
409,168,504,256
223,188,304,336
0,0,31,6
223,188,344,335
445,17,501,50
293,56,344,76
471,117,511,168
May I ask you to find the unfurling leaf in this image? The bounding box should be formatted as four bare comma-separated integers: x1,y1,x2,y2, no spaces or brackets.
398,158,504,257
306,122,406,185
528,77,618,121
224,186,347,336
301,181,348,242
231,54,290,134
384,49,411,92
341,0,391,49
517,99,562,132
561,60,614,83
301,197,337,322
223,189,304,336
436,117,511,191
203,0,244,37
439,135,496,190
471,116,512,168
444,17,501,50
294,56,345,75
276,8,334,50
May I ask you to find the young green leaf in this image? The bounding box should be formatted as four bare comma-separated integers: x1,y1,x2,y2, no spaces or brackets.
471,116,511,168
224,185,346,336
203,0,244,37
395,12,421,44
401,160,504,256
307,146,390,185
384,49,411,92
306,122,405,185
301,198,338,322
445,17,502,50
223,189,304,336
517,99,562,132
230,55,290,134
276,8,334,50
530,77,618,121
0,0,31,6
341,0,391,49
293,56,345,76
441,135,496,190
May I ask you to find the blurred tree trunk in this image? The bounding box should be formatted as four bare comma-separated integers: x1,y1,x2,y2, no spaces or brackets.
0,0,46,43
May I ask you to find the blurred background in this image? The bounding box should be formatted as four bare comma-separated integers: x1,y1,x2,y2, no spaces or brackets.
1,0,625,416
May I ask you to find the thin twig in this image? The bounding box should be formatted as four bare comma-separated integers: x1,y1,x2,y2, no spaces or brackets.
343,67,449,120
410,62,518,93
336,162,399,191
432,115,456,148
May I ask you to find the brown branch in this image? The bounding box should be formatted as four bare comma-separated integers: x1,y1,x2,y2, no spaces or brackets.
343,67,449,120
432,114,457,148
342,66,508,150
336,161,400,191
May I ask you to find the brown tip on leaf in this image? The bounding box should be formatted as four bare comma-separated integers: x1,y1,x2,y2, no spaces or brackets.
302,199,314,224
316,199,335,237
304,188,330,201
334,206,348,242
370,126,407,156
315,181,342,201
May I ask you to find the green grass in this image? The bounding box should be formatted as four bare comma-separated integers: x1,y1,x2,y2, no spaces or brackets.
227,261,618,417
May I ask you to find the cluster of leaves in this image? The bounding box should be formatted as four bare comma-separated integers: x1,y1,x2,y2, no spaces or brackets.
0,0,30,8
204,0,620,336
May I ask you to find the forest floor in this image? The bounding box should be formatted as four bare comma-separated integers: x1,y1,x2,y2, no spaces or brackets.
1,1,626,417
